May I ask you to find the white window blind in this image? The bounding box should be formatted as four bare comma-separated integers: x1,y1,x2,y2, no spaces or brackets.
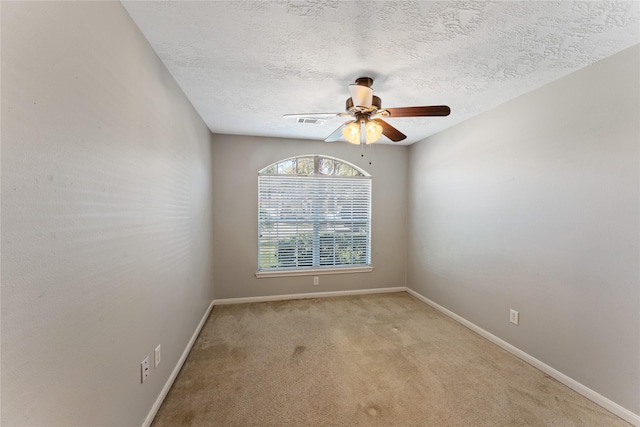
258,167,371,272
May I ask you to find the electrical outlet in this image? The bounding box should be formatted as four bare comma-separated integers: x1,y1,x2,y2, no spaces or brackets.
509,309,519,325
141,356,150,383
313,276,319,286
154,345,161,368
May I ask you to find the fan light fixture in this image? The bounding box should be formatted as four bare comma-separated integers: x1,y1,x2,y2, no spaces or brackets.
365,120,383,143
342,120,383,145
342,122,360,144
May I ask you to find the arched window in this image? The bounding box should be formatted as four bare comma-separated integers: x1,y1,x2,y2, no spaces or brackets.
257,155,371,273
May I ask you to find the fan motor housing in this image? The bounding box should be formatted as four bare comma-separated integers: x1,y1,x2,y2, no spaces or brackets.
346,95,381,112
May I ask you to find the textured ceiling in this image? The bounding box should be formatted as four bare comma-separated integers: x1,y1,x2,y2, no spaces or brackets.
122,1,639,145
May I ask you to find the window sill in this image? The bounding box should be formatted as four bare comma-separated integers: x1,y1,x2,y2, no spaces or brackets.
255,266,373,279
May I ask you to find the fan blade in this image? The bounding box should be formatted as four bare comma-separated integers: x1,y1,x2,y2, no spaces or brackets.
372,119,406,142
283,112,344,119
324,120,354,142
349,84,374,108
384,105,450,117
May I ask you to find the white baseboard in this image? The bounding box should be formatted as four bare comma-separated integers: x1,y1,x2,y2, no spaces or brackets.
405,288,640,427
213,286,405,306
142,300,215,427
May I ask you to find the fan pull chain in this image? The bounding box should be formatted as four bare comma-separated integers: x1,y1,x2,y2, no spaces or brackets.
359,142,373,164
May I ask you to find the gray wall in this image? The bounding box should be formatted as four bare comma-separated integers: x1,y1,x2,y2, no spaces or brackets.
2,2,214,426
211,134,408,299
407,45,639,414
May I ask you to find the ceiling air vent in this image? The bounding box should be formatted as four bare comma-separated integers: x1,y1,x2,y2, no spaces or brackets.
297,118,325,125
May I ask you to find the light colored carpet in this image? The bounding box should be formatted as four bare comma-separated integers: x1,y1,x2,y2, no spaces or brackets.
151,292,630,426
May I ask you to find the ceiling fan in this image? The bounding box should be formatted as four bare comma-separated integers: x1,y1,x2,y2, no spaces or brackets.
283,77,450,144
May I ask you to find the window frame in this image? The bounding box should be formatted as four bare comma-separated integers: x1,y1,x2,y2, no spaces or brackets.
256,155,373,278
